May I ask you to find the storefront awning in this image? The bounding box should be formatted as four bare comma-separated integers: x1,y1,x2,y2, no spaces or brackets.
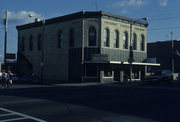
83,61,160,66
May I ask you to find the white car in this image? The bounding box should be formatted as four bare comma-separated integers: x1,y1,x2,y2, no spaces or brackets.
0,72,2,80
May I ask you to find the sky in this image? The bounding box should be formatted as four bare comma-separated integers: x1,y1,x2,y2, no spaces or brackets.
0,0,180,59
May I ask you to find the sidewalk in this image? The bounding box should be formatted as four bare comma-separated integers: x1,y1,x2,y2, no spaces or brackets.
51,82,102,87
2,80,180,89
35,79,180,88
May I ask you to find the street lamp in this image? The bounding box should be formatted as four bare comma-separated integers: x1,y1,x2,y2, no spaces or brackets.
128,17,148,83
41,19,45,82
4,10,8,71
171,32,174,74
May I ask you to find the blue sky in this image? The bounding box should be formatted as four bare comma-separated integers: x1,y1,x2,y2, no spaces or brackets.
0,0,180,59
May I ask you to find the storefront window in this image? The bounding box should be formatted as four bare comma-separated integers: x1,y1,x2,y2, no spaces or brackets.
104,70,113,77
86,64,98,77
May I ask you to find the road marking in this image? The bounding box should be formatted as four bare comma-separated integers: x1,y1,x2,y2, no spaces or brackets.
0,108,47,122
0,99,44,105
0,113,14,117
0,117,27,122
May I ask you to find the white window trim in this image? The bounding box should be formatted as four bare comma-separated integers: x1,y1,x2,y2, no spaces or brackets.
103,71,114,78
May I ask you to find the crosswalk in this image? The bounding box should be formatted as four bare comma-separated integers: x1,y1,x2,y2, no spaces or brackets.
0,108,47,122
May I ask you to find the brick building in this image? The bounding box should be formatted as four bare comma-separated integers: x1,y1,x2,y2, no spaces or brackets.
16,11,159,83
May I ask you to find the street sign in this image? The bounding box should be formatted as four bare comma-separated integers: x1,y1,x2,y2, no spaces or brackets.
6,53,16,59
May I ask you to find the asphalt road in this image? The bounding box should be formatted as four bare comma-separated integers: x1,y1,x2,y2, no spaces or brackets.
0,83,180,122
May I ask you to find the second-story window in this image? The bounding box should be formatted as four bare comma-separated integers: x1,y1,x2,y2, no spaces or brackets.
37,34,42,50
123,32,128,49
103,28,110,47
58,31,63,48
140,34,145,51
88,26,96,46
113,30,119,48
69,29,74,47
29,35,33,51
21,37,25,52
132,33,137,50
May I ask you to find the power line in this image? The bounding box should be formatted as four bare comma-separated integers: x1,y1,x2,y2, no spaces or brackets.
148,26,180,31
149,16,180,21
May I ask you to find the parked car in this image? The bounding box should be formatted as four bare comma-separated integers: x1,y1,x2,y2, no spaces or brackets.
17,74,40,84
0,72,2,81
143,70,173,83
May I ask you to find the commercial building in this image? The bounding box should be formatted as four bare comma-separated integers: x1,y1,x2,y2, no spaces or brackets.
16,11,159,83
147,40,180,73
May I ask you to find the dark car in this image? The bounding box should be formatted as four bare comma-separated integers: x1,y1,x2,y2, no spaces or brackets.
143,70,173,83
17,74,40,84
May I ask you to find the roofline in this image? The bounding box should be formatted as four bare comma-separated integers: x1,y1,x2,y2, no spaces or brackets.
16,11,148,31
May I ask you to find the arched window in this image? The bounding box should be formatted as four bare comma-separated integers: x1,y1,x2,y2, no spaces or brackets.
140,35,145,51
132,33,137,50
103,28,110,47
88,26,96,46
37,34,42,50
123,32,128,49
29,35,33,51
113,30,119,48
21,36,25,52
58,31,63,48
69,29,74,47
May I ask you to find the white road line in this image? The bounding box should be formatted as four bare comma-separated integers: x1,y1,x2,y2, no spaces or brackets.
0,117,27,122
0,108,47,122
0,113,14,117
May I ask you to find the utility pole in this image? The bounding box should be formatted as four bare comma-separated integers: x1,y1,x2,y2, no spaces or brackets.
129,23,133,83
81,11,85,83
4,10,8,71
128,18,148,83
171,31,174,74
95,2,98,11
41,19,45,82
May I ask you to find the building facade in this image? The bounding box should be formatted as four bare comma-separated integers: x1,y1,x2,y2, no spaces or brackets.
16,11,158,83
147,40,180,73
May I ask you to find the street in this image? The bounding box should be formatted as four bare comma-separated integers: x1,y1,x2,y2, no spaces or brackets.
0,83,180,122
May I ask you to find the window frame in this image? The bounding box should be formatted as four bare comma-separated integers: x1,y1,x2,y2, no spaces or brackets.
37,34,42,50
21,36,25,52
103,28,110,47
29,35,33,51
69,28,75,47
123,31,128,49
88,26,96,47
113,30,119,48
58,30,63,48
140,34,145,51
132,33,137,50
